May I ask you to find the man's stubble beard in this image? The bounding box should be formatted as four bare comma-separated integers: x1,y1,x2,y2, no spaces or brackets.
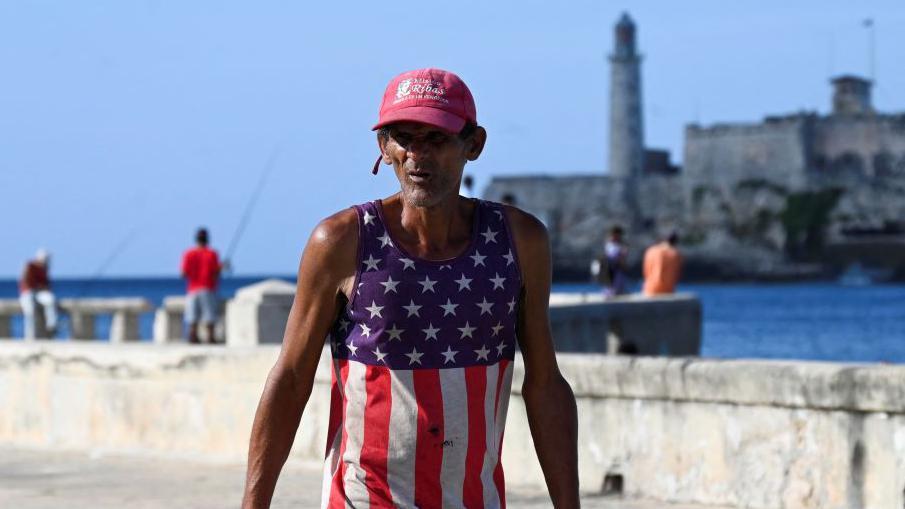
399,173,459,209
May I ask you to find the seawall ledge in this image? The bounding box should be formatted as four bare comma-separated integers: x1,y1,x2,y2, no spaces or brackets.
548,353,905,413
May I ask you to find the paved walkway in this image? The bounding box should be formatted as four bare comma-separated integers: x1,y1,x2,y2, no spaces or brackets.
0,447,721,508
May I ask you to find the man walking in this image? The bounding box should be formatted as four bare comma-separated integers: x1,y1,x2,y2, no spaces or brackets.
642,231,682,296
19,249,58,339
242,68,579,508
180,227,224,344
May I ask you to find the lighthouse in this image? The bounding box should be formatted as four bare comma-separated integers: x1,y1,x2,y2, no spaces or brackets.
608,12,644,179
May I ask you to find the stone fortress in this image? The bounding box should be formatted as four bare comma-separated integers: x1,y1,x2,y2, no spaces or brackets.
484,13,905,280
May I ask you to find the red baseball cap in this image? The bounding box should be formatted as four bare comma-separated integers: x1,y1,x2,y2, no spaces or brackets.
371,68,477,174
373,68,477,133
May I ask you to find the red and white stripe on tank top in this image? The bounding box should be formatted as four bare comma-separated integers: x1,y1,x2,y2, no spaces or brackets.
321,199,521,509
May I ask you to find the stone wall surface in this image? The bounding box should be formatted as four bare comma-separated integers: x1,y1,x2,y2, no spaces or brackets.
2,342,905,507
683,119,810,191
484,175,684,276
813,115,905,177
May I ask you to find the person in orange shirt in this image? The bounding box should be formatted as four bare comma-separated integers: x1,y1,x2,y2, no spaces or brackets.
642,232,682,296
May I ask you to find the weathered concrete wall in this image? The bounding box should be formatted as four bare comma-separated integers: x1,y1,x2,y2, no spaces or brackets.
2,343,905,507
549,293,701,355
225,279,295,347
558,356,905,508
0,343,285,461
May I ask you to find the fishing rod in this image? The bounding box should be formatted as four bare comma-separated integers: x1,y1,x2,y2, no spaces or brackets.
76,225,141,298
223,144,282,273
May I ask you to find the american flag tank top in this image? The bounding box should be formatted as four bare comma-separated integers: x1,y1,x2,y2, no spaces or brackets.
321,198,521,509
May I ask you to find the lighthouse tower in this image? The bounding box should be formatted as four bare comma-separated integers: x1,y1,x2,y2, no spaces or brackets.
608,13,644,179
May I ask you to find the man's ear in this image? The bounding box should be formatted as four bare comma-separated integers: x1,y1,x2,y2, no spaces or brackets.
466,126,487,161
376,135,391,164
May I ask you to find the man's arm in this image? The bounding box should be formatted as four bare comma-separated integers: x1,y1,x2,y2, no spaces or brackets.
618,244,629,267
507,207,580,508
20,263,31,291
217,251,231,276
213,250,226,279
242,209,358,508
180,252,190,280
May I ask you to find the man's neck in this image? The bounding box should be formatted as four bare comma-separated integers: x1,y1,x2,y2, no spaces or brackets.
388,194,475,260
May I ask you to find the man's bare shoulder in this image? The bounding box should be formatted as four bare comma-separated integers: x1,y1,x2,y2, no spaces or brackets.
502,205,549,247
299,207,360,285
310,207,358,249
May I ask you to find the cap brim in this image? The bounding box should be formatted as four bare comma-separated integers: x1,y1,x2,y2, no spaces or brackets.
372,106,466,134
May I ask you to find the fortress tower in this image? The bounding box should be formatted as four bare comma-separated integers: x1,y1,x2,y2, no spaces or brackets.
608,13,644,178
831,75,873,115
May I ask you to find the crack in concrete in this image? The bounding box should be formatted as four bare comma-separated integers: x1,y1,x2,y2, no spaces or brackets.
0,351,215,379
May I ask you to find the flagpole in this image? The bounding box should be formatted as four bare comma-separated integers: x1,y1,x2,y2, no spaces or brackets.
863,18,875,83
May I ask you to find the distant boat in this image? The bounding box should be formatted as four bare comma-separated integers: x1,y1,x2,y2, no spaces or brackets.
839,263,871,286
838,262,893,286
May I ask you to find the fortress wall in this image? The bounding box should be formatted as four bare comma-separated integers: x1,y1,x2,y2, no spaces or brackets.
483,175,575,211
828,180,905,236
680,120,811,255
484,176,627,270
813,116,905,178
484,176,684,274
483,114,905,277
2,342,905,507
683,120,809,191
635,174,686,230
806,117,905,233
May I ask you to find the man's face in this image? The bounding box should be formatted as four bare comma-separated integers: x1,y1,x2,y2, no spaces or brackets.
379,122,478,208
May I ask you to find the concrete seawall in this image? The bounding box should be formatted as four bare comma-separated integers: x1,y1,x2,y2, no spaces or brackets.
0,290,703,357
1,342,904,508
549,293,701,355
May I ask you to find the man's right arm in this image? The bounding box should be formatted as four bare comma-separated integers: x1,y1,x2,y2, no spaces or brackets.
242,208,358,508
180,252,190,280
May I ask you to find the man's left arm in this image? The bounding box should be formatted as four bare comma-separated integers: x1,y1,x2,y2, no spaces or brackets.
20,263,32,292
508,207,580,508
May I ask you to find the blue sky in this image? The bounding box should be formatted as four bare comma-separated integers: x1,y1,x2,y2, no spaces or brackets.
1,0,903,277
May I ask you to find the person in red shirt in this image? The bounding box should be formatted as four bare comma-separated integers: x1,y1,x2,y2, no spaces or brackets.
180,228,224,344
19,248,58,339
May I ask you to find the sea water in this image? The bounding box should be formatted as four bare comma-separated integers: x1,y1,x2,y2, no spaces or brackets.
2,278,904,364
